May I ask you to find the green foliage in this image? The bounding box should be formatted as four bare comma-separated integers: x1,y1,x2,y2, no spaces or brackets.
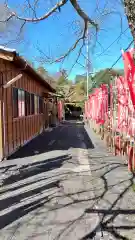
35,66,125,109
75,75,86,84
37,66,48,76
57,75,68,85
88,68,124,94
92,68,124,88
75,74,92,92
36,66,57,88
79,81,86,92
56,73,86,108
57,69,69,85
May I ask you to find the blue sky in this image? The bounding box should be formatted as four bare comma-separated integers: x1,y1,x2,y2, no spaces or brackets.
0,0,133,80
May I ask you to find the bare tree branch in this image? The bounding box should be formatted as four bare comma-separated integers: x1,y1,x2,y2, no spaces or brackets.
0,0,99,66
55,21,87,63
1,0,68,23
67,38,85,76
1,0,98,31
70,0,98,30
37,20,87,65
26,0,38,18
0,0,127,76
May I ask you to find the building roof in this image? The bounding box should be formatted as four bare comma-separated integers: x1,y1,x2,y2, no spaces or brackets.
0,45,16,52
0,46,56,93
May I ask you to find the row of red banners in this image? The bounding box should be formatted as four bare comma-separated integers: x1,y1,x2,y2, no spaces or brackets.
85,48,135,138
85,84,108,125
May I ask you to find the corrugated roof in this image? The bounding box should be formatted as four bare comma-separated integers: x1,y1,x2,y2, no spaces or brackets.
0,46,56,93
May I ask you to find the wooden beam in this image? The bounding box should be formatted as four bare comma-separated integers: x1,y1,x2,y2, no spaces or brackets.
0,101,3,160
0,51,14,62
64,102,82,104
3,74,23,88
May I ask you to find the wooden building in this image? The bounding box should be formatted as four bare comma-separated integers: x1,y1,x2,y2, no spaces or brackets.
0,46,56,160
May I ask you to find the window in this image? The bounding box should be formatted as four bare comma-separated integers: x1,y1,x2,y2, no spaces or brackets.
30,93,34,115
13,90,44,117
34,95,38,114
13,88,25,118
34,95,39,114
13,88,18,118
25,91,30,116
39,97,43,114
18,89,25,117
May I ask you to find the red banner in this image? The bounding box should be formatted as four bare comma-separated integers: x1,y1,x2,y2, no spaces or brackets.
116,76,128,134
109,83,113,129
96,84,108,125
122,49,135,109
84,48,135,140
85,85,108,125
122,49,135,136
127,89,135,137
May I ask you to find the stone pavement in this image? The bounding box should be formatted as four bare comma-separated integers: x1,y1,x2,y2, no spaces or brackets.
0,121,135,240
84,124,135,240
0,121,99,240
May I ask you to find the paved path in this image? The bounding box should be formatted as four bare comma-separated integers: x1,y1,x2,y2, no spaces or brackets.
84,125,135,240
0,121,135,239
0,121,99,240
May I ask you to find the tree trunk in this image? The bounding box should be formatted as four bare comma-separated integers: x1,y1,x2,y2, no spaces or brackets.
124,0,135,43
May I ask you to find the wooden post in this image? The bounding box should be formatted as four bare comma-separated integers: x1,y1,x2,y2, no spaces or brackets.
133,141,135,171
0,100,3,161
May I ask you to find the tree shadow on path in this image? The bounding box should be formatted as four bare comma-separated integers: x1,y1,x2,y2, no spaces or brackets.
80,158,135,240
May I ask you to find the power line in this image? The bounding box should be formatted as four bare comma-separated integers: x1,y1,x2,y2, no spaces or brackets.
109,39,134,70
96,28,129,58
76,38,134,93
90,39,134,87
86,24,90,98
78,39,134,76
81,27,129,65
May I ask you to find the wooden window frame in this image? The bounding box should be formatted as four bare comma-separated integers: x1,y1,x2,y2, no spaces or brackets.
18,88,25,117
34,95,39,115
25,91,31,116
39,97,43,114
30,93,35,115
13,87,45,118
13,87,18,118
13,88,26,119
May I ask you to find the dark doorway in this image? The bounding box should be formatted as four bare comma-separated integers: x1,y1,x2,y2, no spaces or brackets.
65,104,82,120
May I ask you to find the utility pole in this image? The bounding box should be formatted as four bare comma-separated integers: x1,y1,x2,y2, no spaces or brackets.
86,23,90,99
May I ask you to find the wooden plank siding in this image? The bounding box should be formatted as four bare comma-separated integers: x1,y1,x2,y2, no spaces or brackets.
0,58,54,160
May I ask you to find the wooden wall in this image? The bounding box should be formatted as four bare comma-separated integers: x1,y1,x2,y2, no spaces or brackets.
0,58,51,159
